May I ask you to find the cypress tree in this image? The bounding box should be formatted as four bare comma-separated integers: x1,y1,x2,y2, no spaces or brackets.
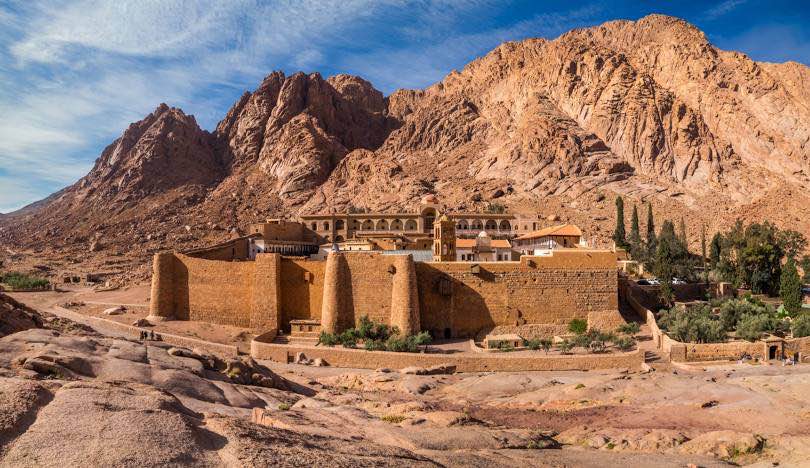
629,204,641,258
613,196,627,248
709,233,722,270
655,220,678,304
646,203,656,259
780,258,802,316
678,217,687,247
700,225,708,283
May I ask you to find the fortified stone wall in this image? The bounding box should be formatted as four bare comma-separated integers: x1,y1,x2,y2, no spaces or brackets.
279,258,326,328
416,251,620,338
149,249,620,340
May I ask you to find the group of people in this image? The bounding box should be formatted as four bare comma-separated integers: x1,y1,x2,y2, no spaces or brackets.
139,330,162,341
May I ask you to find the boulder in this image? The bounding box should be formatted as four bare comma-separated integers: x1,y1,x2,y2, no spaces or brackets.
103,306,126,315
400,366,427,375
293,352,310,365
312,358,329,367
132,318,153,327
424,364,456,375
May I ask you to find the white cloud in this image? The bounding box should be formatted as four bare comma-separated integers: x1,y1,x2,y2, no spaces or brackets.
704,0,746,21
0,0,604,212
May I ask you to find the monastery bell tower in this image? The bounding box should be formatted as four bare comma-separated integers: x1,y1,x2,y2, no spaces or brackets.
433,214,456,262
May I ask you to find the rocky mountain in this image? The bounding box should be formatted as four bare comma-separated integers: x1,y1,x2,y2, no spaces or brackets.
1,14,809,273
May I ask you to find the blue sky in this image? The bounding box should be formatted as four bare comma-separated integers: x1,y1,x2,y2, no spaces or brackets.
1,0,808,213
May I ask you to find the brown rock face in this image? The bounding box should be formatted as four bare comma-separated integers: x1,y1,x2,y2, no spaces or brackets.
2,14,810,263
215,71,397,198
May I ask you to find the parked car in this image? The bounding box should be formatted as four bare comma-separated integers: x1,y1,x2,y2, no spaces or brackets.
637,278,660,286
672,277,687,285
637,279,652,285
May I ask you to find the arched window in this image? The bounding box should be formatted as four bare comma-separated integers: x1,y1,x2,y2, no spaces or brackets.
485,220,497,230
457,219,469,230
323,221,330,231
335,235,345,242
390,219,403,230
362,219,374,230
311,222,317,230
405,220,417,231
472,220,483,230
335,220,345,230
375,219,389,230
499,220,511,231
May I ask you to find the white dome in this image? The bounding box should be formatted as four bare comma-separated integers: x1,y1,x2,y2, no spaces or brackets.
477,230,490,238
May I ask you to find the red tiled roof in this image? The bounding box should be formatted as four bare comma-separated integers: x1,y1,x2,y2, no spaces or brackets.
515,224,582,241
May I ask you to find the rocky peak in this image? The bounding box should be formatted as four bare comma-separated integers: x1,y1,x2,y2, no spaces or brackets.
76,103,220,200
214,70,399,197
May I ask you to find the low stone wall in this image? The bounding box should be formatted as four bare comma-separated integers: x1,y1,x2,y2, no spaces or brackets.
250,338,643,372
50,306,239,358
622,279,810,363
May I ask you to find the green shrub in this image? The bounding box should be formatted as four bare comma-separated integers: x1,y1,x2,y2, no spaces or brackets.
384,336,407,352
540,338,552,353
525,338,541,350
557,339,574,354
498,342,516,352
597,331,617,343
277,403,291,411
568,319,588,335
412,331,432,347
1,272,49,290
589,340,607,353
736,313,780,342
791,314,810,338
719,299,765,330
616,322,640,335
658,304,727,343
318,331,339,346
364,339,386,351
573,334,592,349
614,337,635,351
339,329,358,348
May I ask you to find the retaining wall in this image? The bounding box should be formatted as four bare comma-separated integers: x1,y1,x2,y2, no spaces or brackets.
251,339,643,372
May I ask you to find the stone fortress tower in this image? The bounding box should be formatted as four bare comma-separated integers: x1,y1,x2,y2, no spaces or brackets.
432,214,456,262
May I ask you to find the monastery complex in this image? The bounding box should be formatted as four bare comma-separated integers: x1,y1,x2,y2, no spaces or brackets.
148,196,624,348
139,195,810,370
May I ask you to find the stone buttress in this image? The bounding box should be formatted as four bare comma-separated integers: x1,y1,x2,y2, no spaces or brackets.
390,254,420,335
147,251,175,321
320,252,351,334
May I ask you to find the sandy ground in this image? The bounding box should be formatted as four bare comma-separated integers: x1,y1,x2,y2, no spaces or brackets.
5,290,810,466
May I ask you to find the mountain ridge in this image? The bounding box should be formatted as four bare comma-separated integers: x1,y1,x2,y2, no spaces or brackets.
1,14,809,274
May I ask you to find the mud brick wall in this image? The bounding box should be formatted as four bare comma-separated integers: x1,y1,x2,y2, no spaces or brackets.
279,258,326,329
415,251,619,338
174,253,257,327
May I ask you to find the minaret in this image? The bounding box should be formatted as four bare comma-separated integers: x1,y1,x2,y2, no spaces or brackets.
432,214,456,262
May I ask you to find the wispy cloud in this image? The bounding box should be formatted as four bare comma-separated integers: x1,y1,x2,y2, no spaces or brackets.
704,0,747,21
0,0,603,212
